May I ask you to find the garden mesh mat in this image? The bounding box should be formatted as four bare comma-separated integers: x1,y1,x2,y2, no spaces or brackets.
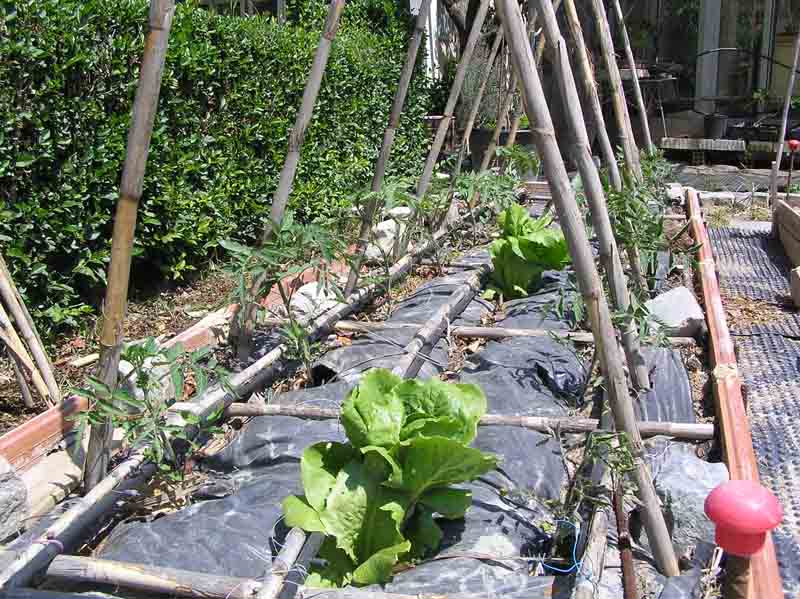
709,224,800,596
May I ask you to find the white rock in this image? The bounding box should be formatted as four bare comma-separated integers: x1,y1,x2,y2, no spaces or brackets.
645,286,705,337
365,219,406,263
387,206,413,221
666,182,684,203
289,281,343,321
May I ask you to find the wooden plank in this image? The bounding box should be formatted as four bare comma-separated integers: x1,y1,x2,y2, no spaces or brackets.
776,200,800,266
659,138,745,152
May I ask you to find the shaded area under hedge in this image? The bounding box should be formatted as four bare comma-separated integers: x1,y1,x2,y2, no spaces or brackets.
0,0,432,336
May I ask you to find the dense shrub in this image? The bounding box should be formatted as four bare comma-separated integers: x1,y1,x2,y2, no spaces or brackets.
0,0,431,336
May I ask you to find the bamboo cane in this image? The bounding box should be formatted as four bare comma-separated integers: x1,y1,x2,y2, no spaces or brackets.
481,68,516,172
0,268,59,403
414,0,490,203
536,0,649,389
344,0,433,296
235,0,346,360
0,302,49,403
611,0,653,153
83,0,175,492
12,360,34,409
255,528,309,599
0,254,56,377
563,0,622,191
771,30,800,232
43,555,260,599
497,0,678,576
588,0,641,179
224,403,714,440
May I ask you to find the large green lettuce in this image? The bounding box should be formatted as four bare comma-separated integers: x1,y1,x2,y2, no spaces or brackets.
488,203,570,299
283,369,497,587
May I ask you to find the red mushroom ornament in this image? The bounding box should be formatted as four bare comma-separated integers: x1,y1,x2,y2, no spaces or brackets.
704,479,782,557
789,139,800,154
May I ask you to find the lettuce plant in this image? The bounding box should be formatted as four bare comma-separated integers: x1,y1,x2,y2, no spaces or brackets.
487,204,570,299
282,369,497,587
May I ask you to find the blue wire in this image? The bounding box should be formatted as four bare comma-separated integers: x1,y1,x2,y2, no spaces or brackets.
540,519,582,574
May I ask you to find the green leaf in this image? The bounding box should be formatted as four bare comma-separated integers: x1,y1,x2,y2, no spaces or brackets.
305,538,355,588
396,378,486,444
351,540,411,585
419,487,472,519
389,437,498,501
282,495,325,532
301,442,359,512
319,460,371,561
341,369,404,449
405,507,442,559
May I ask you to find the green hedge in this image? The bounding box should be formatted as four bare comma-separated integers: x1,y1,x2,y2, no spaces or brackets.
0,0,431,336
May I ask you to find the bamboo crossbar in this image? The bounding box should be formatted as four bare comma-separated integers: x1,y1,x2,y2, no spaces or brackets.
224,403,714,441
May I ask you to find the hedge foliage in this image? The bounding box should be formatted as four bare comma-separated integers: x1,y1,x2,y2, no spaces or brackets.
0,0,431,336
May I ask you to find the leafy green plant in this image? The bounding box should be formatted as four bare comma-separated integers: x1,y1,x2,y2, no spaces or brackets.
486,204,570,300
72,338,229,478
283,369,497,587
495,144,540,180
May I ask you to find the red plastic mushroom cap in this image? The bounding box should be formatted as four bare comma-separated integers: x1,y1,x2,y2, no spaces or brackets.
789,139,800,153
704,480,782,557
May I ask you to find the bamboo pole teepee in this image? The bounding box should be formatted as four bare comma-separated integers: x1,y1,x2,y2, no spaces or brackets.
535,0,648,389
588,0,640,179
344,0,433,296
498,0,678,576
563,0,622,191
610,0,654,153
84,0,176,491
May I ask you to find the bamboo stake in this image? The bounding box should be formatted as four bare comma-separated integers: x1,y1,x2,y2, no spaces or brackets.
0,268,59,403
497,0,678,576
255,528,309,599
83,0,175,492
43,555,260,599
263,0,346,236
12,360,34,409
393,264,489,378
588,0,641,179
344,0,433,296
0,254,56,377
563,0,623,191
481,68,516,172
234,0,347,361
771,29,800,230
271,319,695,346
414,0,490,202
225,403,714,440
535,0,649,390
0,302,49,402
610,0,653,153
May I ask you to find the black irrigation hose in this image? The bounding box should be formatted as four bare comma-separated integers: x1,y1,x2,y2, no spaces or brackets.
695,47,800,77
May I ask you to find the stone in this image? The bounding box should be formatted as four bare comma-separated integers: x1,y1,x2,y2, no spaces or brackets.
645,286,705,337
791,267,800,308
387,206,413,221
666,183,684,203
289,281,343,321
0,456,27,542
365,219,406,263
650,444,729,559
